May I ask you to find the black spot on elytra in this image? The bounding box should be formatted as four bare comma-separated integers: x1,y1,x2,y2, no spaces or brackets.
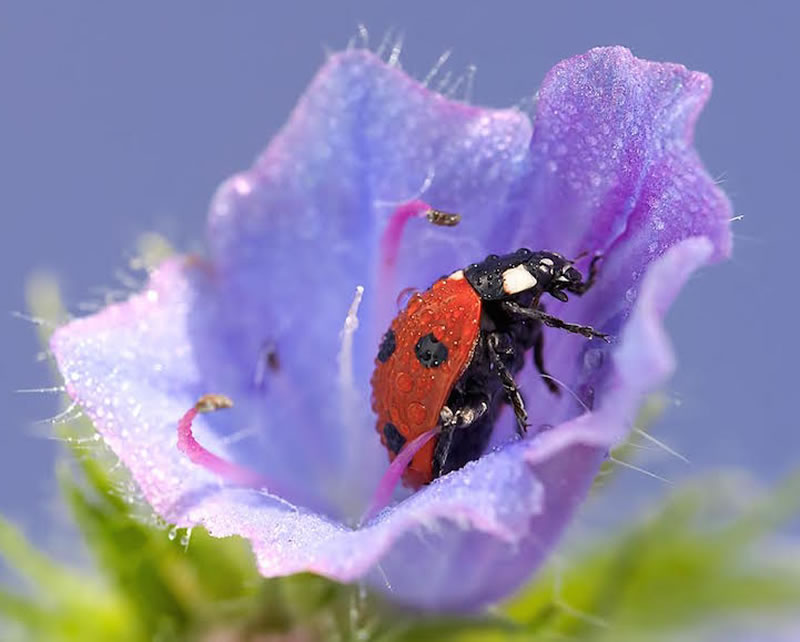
377,329,396,363
383,422,406,454
415,333,448,368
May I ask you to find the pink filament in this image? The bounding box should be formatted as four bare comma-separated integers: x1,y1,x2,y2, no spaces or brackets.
362,426,441,523
377,199,434,321
379,199,433,273
177,397,273,489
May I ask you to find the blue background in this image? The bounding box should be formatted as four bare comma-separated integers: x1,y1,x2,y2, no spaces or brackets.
1,2,796,548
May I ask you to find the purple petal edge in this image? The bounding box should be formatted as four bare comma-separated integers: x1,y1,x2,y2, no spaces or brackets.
526,236,714,469
186,239,713,611
51,237,708,612
46,44,730,611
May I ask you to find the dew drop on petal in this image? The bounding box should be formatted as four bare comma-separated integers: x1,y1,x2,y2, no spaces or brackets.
180,530,192,548
583,348,605,371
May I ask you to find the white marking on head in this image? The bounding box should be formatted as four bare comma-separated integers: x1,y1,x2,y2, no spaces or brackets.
502,265,538,295
448,269,465,280
540,257,555,266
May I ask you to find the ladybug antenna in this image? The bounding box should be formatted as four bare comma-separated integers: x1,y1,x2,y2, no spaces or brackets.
568,250,589,264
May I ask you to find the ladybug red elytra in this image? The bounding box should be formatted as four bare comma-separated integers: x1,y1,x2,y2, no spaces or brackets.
371,248,609,488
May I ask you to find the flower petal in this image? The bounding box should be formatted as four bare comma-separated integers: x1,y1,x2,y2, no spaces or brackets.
51,259,333,515
157,239,712,611
51,239,711,610
49,47,732,611
506,46,733,433
520,46,731,259
50,50,539,522
204,51,535,499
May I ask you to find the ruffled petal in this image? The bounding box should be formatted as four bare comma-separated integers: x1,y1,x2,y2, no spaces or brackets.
203,240,713,610
49,46,731,612
506,47,733,432
51,259,336,515
205,53,541,500
520,46,730,259
51,237,711,610
205,51,534,466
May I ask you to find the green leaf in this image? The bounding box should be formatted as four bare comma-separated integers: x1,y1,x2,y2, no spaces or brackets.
0,517,137,641
133,232,175,271
504,472,800,641
373,615,526,642
59,466,190,632
0,516,90,598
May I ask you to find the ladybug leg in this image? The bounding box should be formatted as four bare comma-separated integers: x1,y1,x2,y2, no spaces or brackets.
434,432,455,478
434,400,491,477
503,301,611,343
434,410,457,478
533,329,561,396
487,333,528,436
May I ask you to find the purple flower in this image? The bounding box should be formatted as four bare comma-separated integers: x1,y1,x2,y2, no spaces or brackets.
50,46,731,611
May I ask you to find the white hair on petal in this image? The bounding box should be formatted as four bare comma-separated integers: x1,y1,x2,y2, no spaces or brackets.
338,285,364,399
338,285,370,487
423,50,452,87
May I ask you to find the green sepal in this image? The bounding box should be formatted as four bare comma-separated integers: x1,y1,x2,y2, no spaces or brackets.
503,472,800,641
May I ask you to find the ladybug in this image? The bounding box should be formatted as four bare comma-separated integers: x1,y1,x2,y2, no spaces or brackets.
370,248,609,488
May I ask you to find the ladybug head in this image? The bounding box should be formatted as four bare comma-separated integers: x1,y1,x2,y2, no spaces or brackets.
523,251,584,302
465,248,593,302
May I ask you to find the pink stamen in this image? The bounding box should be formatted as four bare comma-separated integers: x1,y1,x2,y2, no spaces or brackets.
378,200,460,320
177,394,274,489
379,200,433,273
361,427,441,523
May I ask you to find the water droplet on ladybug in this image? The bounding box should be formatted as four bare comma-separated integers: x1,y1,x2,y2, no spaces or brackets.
408,401,427,425
396,287,418,310
396,372,414,393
